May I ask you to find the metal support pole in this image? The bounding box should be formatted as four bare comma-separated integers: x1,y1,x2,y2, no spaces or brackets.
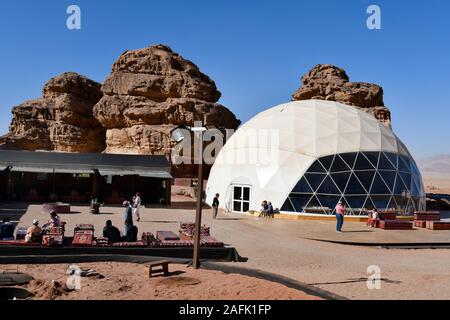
192,133,204,269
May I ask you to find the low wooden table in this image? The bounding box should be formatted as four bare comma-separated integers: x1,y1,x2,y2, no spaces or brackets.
147,260,171,278
43,203,71,214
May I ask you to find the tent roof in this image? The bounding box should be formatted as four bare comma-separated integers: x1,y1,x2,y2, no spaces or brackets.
0,150,172,178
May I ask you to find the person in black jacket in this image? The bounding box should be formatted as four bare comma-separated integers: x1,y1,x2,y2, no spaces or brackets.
212,193,220,219
0,217,15,240
103,220,121,243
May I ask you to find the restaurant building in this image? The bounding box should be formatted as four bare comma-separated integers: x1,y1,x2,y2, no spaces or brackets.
0,150,172,205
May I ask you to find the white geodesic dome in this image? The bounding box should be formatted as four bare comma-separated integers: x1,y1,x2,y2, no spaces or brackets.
205,99,423,214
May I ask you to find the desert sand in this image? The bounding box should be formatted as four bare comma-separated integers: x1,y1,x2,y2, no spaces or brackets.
423,173,450,194
2,262,320,300
4,195,450,300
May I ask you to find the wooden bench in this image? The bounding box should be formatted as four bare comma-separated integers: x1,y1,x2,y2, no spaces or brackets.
379,211,397,220
372,211,397,228
426,221,450,230
147,260,171,278
415,220,427,228
379,220,413,230
414,211,440,221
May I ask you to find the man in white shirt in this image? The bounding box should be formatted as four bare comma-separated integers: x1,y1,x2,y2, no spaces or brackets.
133,192,142,222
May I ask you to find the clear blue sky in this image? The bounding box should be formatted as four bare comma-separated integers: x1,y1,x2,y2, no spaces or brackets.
0,0,449,159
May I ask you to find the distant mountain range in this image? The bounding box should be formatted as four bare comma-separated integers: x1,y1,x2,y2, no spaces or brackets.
417,154,450,174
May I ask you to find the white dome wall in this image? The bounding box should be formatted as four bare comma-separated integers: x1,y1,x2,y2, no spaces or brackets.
206,100,412,212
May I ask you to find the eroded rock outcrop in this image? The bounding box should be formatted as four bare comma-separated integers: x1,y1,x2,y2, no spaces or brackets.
292,64,392,128
0,72,105,152
93,44,241,176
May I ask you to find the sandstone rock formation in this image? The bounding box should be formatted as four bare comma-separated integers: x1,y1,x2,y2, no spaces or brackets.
93,44,241,176
0,72,105,152
292,64,392,128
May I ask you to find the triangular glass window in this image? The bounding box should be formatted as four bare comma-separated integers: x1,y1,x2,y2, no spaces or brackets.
290,195,311,213
364,197,376,210
345,173,367,195
378,153,396,170
317,176,341,195
319,155,335,172
398,155,411,172
304,195,326,214
379,170,396,193
370,173,391,194
345,196,368,213
393,174,408,195
281,198,295,212
411,179,420,197
304,173,326,191
355,152,375,170
340,153,357,169
385,153,398,170
330,172,351,193
307,160,327,173
399,172,412,191
364,152,380,168
292,177,313,193
386,196,397,211
370,196,391,211
355,171,376,192
330,155,351,172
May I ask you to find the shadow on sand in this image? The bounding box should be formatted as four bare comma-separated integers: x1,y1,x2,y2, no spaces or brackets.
308,277,401,286
341,230,375,233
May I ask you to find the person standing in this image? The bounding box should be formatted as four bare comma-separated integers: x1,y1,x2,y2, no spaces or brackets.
335,201,347,233
212,193,220,219
133,192,142,222
123,201,133,239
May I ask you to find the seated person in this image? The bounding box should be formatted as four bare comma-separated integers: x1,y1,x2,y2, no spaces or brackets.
49,210,61,227
267,202,274,218
0,217,15,240
368,208,379,228
124,225,138,242
42,210,61,231
259,200,269,217
367,211,373,226
103,220,121,243
25,219,42,243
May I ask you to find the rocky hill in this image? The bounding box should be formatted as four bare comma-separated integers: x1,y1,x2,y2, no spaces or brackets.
0,45,241,177
0,72,105,152
292,64,392,128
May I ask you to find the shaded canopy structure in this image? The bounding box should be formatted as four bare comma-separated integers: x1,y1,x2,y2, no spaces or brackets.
0,150,172,205
206,100,425,216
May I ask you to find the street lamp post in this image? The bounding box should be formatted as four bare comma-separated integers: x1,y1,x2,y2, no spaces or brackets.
192,140,204,269
171,123,220,269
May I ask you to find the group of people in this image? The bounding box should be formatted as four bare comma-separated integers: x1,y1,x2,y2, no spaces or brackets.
4,210,62,243
1,192,143,244
259,200,274,218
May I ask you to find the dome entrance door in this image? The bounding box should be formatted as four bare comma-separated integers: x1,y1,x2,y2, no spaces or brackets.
232,185,251,213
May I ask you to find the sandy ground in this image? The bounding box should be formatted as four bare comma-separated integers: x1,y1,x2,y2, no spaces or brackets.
1,262,319,300
423,173,450,194
4,195,450,300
